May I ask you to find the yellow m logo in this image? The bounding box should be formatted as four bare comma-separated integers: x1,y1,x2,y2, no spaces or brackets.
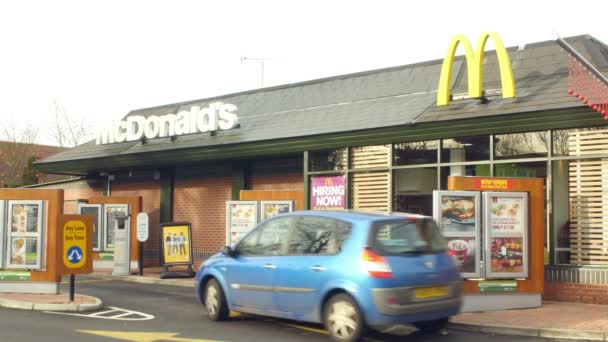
437,32,516,106
325,178,333,186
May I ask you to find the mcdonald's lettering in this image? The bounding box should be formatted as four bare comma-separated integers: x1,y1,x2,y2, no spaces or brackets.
437,32,516,106
311,176,346,210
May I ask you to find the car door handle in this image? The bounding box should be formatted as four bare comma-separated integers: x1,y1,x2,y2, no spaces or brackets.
263,264,277,270
310,265,326,272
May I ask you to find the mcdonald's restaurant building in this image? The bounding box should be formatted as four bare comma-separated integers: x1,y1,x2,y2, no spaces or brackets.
35,34,608,304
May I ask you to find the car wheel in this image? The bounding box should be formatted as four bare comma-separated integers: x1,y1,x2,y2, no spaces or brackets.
323,293,365,342
413,317,449,334
204,278,228,321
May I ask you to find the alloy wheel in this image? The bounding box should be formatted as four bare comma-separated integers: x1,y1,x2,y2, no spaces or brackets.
205,284,219,316
327,300,358,339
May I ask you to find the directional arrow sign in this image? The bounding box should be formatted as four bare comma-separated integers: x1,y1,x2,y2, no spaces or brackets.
77,330,221,342
67,246,83,264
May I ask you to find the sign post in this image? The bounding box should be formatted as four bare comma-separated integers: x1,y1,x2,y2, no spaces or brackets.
136,213,149,276
61,215,93,302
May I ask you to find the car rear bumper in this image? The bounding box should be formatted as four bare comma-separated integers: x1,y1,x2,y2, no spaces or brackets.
364,283,462,326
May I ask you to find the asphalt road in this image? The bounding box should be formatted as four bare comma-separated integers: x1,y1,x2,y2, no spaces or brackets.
0,276,552,342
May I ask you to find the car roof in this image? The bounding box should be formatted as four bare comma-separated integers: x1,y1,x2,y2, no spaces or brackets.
281,210,430,222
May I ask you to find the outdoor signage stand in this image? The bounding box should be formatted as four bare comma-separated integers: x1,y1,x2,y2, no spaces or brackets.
136,212,149,276
444,176,544,312
433,191,482,278
60,214,93,302
160,222,195,279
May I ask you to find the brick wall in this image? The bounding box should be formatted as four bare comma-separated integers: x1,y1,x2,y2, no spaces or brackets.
109,173,161,266
248,157,304,191
544,281,608,304
32,178,105,213
173,165,232,259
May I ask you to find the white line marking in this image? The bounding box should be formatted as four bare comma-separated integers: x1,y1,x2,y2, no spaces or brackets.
44,306,155,321
89,309,120,316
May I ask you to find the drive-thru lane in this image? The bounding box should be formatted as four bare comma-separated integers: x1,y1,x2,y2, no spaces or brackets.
0,275,551,342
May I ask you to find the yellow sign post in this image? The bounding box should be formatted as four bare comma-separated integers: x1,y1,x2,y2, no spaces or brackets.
437,32,516,106
60,215,93,301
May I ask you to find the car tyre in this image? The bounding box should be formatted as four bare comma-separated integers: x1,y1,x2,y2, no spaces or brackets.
323,293,365,342
413,317,449,334
204,278,229,321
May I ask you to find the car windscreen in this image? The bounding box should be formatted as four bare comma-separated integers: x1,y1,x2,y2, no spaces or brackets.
372,218,446,255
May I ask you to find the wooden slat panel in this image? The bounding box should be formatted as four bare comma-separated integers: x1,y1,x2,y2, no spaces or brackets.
350,145,390,169
569,128,608,265
351,170,390,212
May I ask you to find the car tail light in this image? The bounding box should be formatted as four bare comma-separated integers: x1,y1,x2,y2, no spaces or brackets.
362,248,392,278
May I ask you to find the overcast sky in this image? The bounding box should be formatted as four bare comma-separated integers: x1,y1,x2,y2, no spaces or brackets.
1,0,606,146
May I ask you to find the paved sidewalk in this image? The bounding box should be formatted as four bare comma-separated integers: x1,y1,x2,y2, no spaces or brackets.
0,292,103,312
451,301,608,340
92,267,195,287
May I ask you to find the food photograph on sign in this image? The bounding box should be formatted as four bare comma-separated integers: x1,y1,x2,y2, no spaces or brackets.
263,203,291,220
162,225,191,265
490,196,524,234
229,203,257,244
446,237,476,273
490,237,524,273
440,195,476,234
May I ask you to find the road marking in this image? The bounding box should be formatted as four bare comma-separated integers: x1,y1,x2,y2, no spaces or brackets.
60,279,111,284
45,306,154,321
282,323,383,342
282,323,327,335
77,330,222,342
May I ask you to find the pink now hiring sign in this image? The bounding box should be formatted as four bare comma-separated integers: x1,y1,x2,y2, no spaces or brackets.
311,176,346,210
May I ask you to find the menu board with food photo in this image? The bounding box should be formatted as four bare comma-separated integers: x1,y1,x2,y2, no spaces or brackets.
226,201,259,245
489,196,525,235
446,237,478,274
433,191,480,237
260,201,293,221
490,237,524,273
6,201,44,269
483,192,528,278
10,203,40,233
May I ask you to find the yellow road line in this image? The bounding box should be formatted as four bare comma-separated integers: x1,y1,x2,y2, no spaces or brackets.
282,323,327,335
61,279,112,284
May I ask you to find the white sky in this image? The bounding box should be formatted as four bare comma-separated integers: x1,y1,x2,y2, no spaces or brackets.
0,0,606,146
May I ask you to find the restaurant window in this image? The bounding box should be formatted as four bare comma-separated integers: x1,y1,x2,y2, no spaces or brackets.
394,140,438,166
440,165,490,190
552,127,606,156
552,160,570,264
309,148,347,172
494,161,547,178
494,131,548,160
441,136,490,163
394,167,437,216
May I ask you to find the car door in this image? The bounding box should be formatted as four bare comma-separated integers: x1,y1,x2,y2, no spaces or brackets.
226,217,291,311
274,216,352,316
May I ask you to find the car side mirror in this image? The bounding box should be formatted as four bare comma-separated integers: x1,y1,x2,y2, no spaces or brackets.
220,246,235,257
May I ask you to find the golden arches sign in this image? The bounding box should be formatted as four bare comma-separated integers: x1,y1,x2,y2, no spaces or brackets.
437,32,516,106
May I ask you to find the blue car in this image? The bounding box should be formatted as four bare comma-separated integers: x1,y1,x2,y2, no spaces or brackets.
195,211,462,341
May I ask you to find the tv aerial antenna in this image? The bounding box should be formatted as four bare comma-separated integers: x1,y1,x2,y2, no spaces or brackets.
241,56,271,88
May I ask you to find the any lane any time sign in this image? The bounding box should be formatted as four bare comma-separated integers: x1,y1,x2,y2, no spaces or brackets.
61,215,93,274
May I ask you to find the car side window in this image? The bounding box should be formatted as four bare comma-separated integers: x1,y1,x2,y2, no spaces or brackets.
289,216,351,255
236,217,291,256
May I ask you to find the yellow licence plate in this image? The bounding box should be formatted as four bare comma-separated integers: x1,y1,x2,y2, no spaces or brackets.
414,286,448,299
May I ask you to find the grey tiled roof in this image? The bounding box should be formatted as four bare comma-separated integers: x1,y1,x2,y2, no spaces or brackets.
39,35,608,166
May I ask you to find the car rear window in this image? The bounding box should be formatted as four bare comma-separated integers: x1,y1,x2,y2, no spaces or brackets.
372,218,446,255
